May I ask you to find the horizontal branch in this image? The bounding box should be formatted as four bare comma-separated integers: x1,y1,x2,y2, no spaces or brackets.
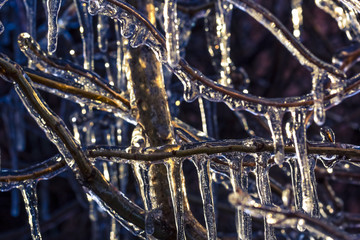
19,34,130,108
0,155,66,183
88,140,360,163
3,139,360,183
229,190,356,240
26,70,128,111
105,0,360,110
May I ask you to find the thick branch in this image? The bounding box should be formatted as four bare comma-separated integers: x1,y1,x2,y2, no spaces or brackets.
0,57,172,239
3,140,360,183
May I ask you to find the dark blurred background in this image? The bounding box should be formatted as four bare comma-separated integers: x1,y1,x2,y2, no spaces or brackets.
1,0,360,239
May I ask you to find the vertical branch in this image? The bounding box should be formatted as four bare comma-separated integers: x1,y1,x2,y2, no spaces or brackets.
125,0,208,238
125,0,177,235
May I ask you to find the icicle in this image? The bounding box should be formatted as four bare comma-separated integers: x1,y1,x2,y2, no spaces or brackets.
114,20,127,90
287,158,302,211
165,160,186,240
291,109,317,216
204,0,233,86
173,67,199,102
115,21,130,91
316,0,360,41
20,181,42,240
23,0,37,40
129,127,157,239
193,156,217,240
132,163,152,211
255,153,276,240
308,156,319,217
46,0,62,53
164,0,180,67
291,0,303,39
198,98,208,136
266,107,285,165
74,0,94,70
228,154,252,240
97,15,109,53
312,70,326,125
110,218,119,240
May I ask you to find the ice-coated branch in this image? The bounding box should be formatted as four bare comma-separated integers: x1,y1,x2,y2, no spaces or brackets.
227,0,344,78
0,57,174,239
88,140,360,163
3,140,360,192
229,189,356,240
0,155,66,185
102,0,360,113
25,69,130,113
18,33,130,108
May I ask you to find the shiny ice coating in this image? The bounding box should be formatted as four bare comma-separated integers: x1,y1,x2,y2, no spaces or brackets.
193,156,217,240
46,0,62,53
2,0,360,239
227,154,252,240
20,182,42,240
205,0,234,86
291,109,318,217
165,160,186,240
266,107,285,165
255,153,276,240
74,0,94,70
164,0,180,67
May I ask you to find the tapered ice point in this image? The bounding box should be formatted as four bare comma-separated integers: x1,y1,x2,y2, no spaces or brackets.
46,0,62,53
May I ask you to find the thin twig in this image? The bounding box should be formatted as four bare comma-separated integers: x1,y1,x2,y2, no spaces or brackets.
0,57,175,239
20,35,130,108
105,0,360,109
231,196,356,240
26,70,128,111
2,139,360,183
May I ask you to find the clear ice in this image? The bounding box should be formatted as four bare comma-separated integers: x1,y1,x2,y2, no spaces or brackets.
228,154,252,240
255,153,276,240
165,160,186,240
291,109,318,216
46,0,62,53
20,182,42,240
164,0,180,67
193,156,217,240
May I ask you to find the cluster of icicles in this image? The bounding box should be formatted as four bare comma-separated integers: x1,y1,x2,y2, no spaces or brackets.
1,0,360,239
